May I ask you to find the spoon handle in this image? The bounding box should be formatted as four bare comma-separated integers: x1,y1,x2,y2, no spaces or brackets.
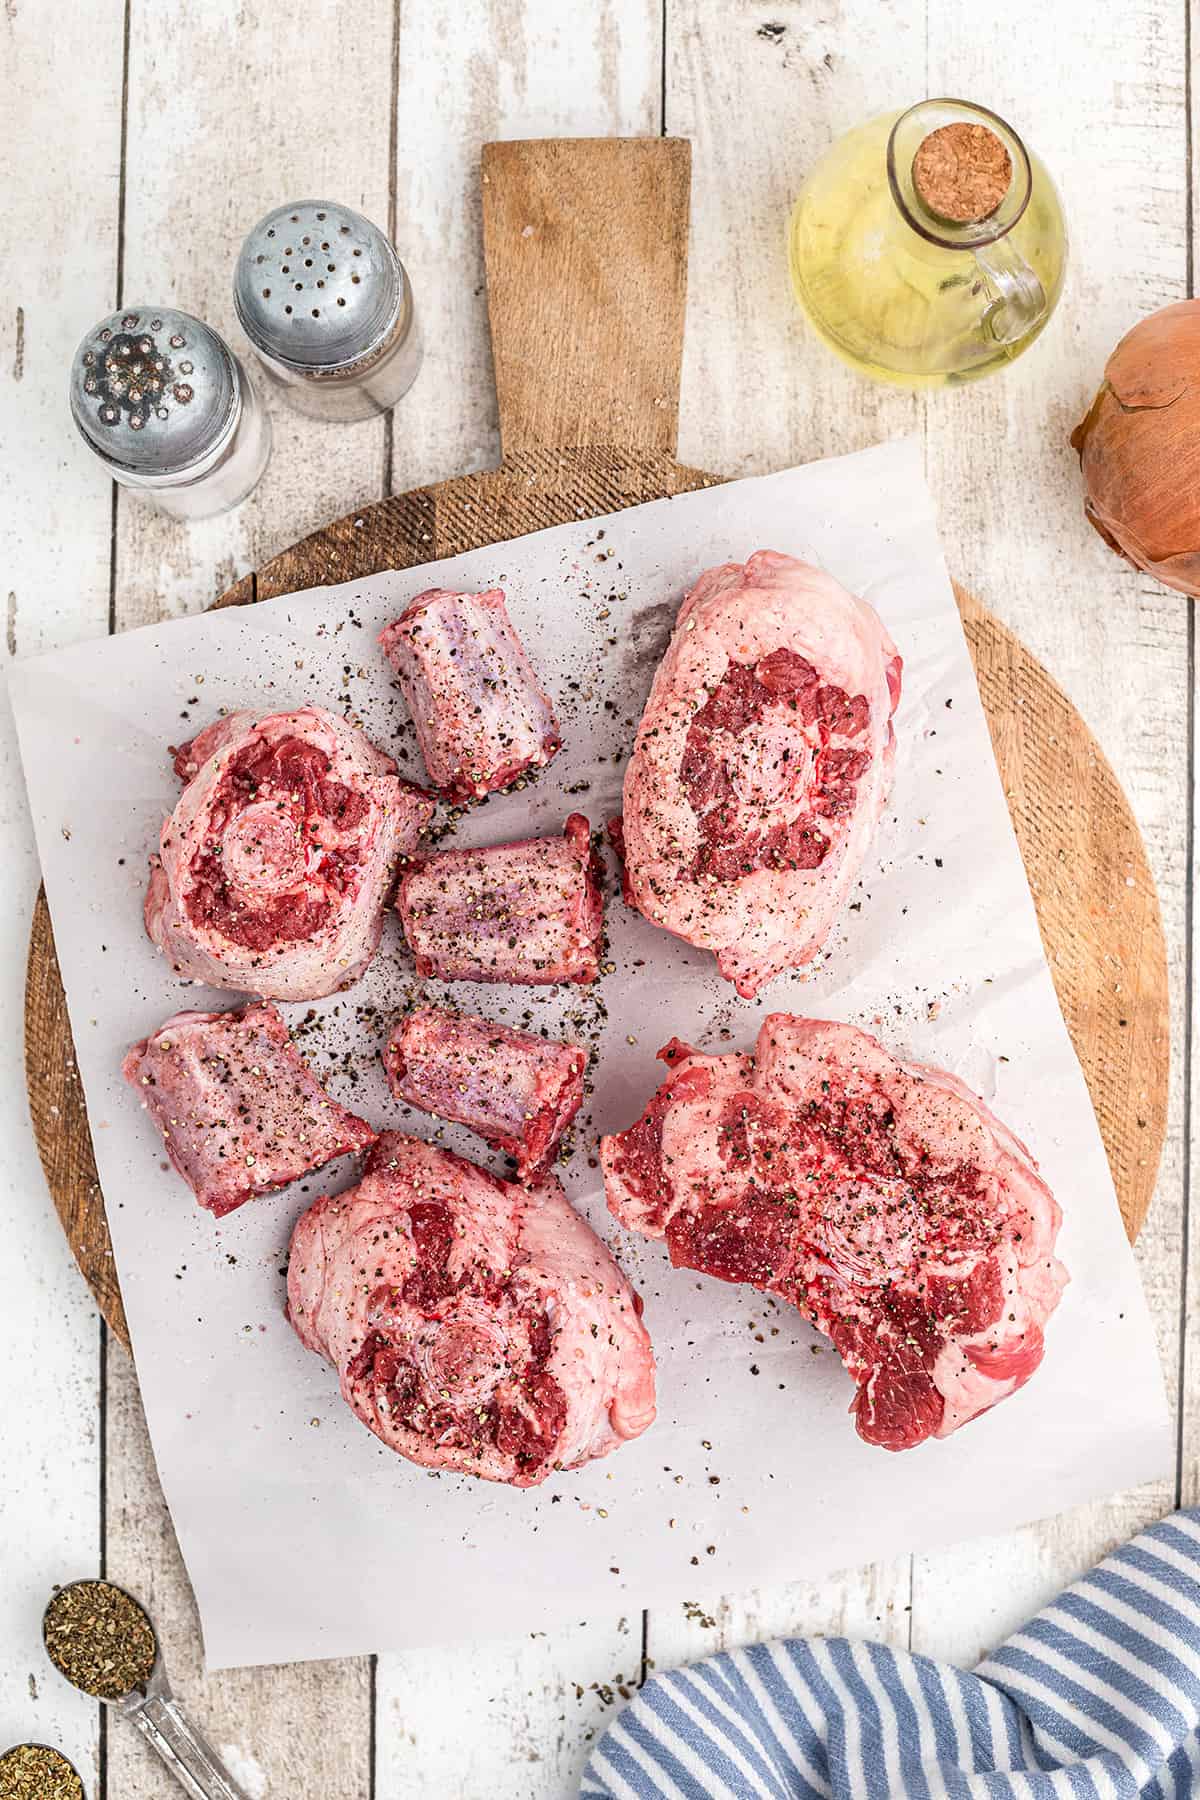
128,1694,250,1800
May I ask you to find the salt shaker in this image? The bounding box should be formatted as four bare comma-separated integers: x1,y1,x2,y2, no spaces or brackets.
233,200,423,422
69,308,271,519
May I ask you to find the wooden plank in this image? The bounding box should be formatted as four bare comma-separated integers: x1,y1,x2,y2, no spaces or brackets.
0,0,122,1781
669,0,922,479
912,0,1188,1656
373,5,664,1792
385,0,664,496
110,2,395,634
103,0,393,1790
648,0,927,1674
482,137,692,453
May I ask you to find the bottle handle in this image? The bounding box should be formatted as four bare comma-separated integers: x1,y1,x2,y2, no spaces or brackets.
973,237,1047,345
126,1692,251,1800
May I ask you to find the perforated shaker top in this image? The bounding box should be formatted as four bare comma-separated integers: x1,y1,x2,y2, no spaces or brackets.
233,201,404,372
69,308,238,476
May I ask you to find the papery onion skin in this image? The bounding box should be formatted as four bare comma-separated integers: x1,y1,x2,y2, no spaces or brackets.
1071,300,1200,598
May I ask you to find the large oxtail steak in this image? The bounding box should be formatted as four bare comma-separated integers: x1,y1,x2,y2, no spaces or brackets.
288,1132,655,1487
615,551,902,998
145,706,432,1001
601,1015,1067,1451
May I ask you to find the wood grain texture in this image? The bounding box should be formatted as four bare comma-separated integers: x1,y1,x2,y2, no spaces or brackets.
0,0,121,1779
111,0,396,635
483,138,691,452
669,0,923,477
958,584,1170,1238
381,0,667,509
25,894,128,1347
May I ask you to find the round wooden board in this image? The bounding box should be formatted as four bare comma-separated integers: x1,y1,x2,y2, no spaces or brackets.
24,445,1169,1353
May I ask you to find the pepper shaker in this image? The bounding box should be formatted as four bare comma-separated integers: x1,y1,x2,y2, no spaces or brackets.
233,200,423,422
69,308,271,518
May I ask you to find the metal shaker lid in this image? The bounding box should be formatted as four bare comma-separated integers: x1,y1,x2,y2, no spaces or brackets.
69,308,239,477
233,200,404,373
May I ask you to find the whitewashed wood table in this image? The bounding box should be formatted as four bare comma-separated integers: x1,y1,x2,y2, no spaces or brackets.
0,2,1191,1795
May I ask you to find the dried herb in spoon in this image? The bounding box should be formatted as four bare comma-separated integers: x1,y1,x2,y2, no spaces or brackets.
43,1580,157,1700
0,1743,85,1800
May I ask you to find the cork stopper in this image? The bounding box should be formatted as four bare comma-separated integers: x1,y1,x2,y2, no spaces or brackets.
912,122,1012,225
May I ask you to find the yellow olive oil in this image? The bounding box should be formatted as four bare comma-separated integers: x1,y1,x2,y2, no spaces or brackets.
788,105,1067,388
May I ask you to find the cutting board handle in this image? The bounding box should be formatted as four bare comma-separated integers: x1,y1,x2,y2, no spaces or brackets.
480,137,691,456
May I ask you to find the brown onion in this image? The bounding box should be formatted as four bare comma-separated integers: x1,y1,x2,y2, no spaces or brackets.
1071,299,1200,597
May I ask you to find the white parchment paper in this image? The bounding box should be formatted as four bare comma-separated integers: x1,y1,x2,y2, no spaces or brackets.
10,439,1170,1669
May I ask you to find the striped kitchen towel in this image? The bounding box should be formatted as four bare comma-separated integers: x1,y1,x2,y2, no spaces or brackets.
580,1510,1200,1799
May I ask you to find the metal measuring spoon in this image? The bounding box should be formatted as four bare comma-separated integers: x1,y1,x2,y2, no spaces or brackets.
42,1581,250,1800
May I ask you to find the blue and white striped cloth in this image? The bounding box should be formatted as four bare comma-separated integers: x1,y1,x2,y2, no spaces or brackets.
581,1510,1200,1799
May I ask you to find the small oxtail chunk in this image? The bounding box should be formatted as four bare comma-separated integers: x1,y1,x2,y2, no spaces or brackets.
395,814,603,985
122,1002,377,1217
384,1005,586,1182
379,587,561,801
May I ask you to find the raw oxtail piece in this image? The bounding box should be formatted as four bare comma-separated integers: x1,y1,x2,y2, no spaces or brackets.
395,813,603,986
379,586,561,802
384,1005,586,1182
145,706,434,1001
287,1132,656,1486
616,551,902,998
602,1015,1067,1451
122,1003,377,1217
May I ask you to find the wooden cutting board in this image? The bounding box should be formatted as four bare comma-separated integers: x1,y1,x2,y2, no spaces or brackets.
24,138,1168,1353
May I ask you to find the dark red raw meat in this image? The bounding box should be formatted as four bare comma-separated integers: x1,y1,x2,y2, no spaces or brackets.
602,1015,1067,1451
146,706,433,1001
287,1133,656,1486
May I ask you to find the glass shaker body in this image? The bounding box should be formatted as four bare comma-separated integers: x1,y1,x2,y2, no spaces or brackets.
111,360,272,519
250,277,422,423
234,201,424,423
